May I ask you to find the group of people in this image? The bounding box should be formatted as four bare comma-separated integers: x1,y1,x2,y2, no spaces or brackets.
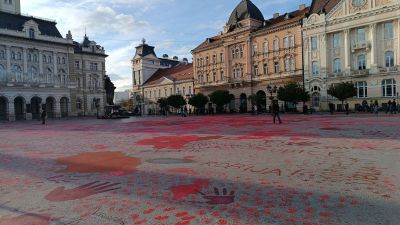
385,99,398,114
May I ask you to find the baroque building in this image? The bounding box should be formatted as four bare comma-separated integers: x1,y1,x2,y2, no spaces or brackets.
142,63,194,115
0,0,107,121
192,0,308,112
303,0,400,111
131,40,189,114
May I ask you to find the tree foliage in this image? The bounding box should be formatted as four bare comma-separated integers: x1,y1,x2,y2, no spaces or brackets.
327,82,357,104
209,90,232,112
157,98,169,109
277,82,310,104
118,99,133,111
188,93,209,109
248,94,263,106
167,95,186,109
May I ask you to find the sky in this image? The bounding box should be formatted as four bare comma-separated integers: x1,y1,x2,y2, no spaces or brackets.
22,0,311,91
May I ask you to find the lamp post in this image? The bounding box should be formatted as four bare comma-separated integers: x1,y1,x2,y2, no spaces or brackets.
267,85,278,113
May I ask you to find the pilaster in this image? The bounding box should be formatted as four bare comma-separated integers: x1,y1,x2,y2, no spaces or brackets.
8,101,15,121
22,48,27,80
55,99,61,118
344,29,351,73
369,24,378,73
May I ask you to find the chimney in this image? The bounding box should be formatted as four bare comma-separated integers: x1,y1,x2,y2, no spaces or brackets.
299,4,306,10
162,54,169,59
273,13,279,19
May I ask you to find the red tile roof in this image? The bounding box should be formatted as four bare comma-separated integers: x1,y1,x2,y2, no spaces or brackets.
143,63,193,86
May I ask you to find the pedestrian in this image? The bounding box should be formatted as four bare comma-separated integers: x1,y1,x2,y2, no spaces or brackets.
387,100,392,114
329,102,335,115
345,101,349,115
272,100,282,124
374,100,379,115
254,105,258,115
41,109,46,125
392,99,397,114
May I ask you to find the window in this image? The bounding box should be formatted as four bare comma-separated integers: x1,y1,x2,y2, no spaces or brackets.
357,54,366,70
0,50,4,59
355,81,368,98
274,61,280,73
0,64,5,81
384,22,394,40
273,39,279,51
240,47,243,58
62,57,66,64
283,37,289,49
11,51,15,60
176,88,180,95
263,63,269,75
17,52,21,60
29,66,38,82
48,56,52,63
285,57,294,72
289,36,295,48
253,65,259,76
164,89,167,97
212,55,216,64
12,65,22,82
333,33,341,49
357,28,366,43
220,53,224,63
33,54,37,62
75,61,80,69
76,99,82,110
232,49,235,59
263,42,268,54
77,78,81,88
385,51,395,67
220,70,224,81
29,29,35,39
189,86,192,95
28,53,32,62
57,57,61,64
47,68,52,83
213,71,216,81
312,61,320,76
382,79,396,97
252,44,258,56
311,37,318,50
42,55,47,63
333,59,342,73
183,87,186,95
206,56,209,65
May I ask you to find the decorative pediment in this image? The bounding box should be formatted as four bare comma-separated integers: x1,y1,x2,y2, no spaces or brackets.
22,20,41,35
158,77,173,85
305,14,323,25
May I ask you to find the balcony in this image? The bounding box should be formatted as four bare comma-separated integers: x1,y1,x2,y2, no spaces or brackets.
379,66,398,73
351,69,369,77
351,42,370,52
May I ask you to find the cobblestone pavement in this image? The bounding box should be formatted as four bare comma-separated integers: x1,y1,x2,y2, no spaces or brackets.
0,114,399,225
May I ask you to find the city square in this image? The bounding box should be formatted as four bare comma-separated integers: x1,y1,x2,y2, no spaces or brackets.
0,114,399,225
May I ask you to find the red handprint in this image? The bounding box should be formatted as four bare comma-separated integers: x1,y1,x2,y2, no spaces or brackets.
199,187,235,205
45,181,121,202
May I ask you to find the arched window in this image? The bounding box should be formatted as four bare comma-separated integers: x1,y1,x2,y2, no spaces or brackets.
355,81,368,98
42,55,47,63
29,66,38,82
29,28,35,39
0,64,5,81
312,92,320,108
12,65,22,82
312,61,320,76
11,51,15,60
333,58,342,73
17,52,21,60
48,56,52,63
0,50,5,59
62,57,66,64
263,42,268,54
33,54,37,62
57,57,61,64
273,39,279,51
357,54,366,70
47,68,52,83
28,53,32,62
382,79,396,97
385,51,395,68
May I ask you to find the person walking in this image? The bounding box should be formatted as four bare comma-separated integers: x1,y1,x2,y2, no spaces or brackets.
392,99,397,114
345,101,349,115
41,109,46,125
272,100,282,124
374,100,379,115
387,100,392,114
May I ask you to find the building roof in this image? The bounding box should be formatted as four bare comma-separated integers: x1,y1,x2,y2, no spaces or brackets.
135,43,157,57
143,63,193,86
73,35,107,56
309,0,341,15
193,7,309,52
227,0,264,26
0,11,62,38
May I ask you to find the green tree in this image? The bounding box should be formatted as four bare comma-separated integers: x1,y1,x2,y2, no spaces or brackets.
248,94,262,106
118,99,133,111
189,93,209,112
157,98,169,110
167,95,186,110
209,90,232,113
277,82,309,104
327,82,357,105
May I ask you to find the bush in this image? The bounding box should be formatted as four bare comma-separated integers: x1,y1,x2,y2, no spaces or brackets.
167,95,186,110
209,90,232,113
189,93,208,113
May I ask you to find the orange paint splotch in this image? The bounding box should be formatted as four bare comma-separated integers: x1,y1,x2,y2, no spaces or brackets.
0,214,51,225
56,151,141,175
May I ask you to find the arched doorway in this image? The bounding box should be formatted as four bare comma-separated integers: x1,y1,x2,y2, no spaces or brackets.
31,97,42,120
60,97,69,118
229,94,235,113
240,93,247,113
312,92,321,109
256,90,267,113
46,97,56,118
14,96,26,120
0,97,8,121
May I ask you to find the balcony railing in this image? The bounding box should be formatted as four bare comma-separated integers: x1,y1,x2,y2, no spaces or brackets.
351,69,369,77
351,41,370,52
379,66,398,73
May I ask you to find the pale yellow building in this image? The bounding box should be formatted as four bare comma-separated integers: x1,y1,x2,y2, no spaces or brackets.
192,0,309,112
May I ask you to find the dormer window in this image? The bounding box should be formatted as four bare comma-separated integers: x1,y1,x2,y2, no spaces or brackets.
29,28,35,39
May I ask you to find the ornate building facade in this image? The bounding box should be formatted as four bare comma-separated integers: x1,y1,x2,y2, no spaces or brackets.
142,63,194,115
192,0,308,112
131,40,188,114
0,0,107,121
303,0,400,111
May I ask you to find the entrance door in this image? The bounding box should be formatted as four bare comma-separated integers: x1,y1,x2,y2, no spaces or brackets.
240,93,247,113
0,97,7,121
46,97,56,118
31,97,42,120
14,97,25,120
60,97,69,118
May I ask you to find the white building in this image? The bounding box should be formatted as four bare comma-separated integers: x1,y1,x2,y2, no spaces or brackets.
0,0,107,121
303,0,400,111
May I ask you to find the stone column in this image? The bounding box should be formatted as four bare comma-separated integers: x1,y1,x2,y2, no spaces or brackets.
23,48,28,81
344,29,351,73
8,100,15,121
55,99,61,118
38,50,43,74
369,24,378,73
5,46,11,82
224,45,230,81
